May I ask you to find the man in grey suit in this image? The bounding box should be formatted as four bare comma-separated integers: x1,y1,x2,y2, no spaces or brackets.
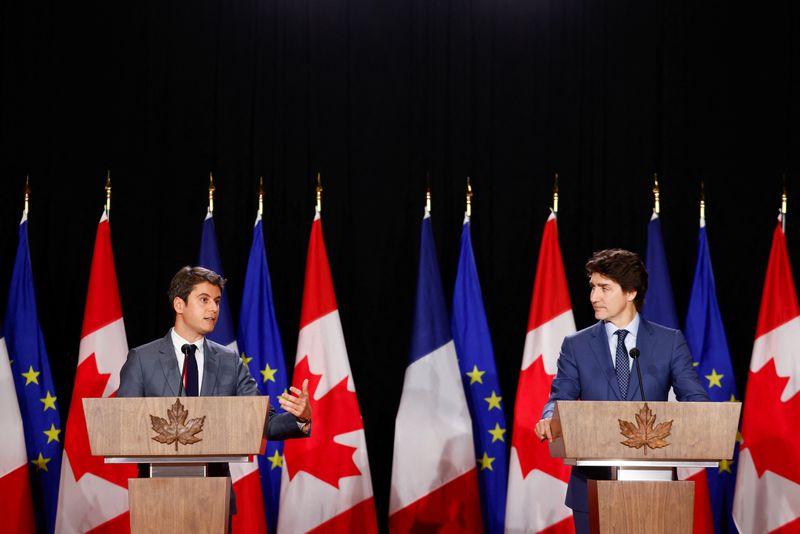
534,249,709,534
117,266,311,513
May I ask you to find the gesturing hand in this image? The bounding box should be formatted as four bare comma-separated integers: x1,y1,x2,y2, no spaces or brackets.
279,378,311,423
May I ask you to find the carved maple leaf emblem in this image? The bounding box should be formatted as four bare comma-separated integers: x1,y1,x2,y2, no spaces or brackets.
150,398,205,451
283,356,364,488
618,403,672,455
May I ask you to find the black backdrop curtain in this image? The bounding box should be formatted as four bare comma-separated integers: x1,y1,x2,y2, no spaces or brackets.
1,0,798,528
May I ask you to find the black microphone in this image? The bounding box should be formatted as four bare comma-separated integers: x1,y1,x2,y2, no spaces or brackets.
629,348,646,402
178,344,192,398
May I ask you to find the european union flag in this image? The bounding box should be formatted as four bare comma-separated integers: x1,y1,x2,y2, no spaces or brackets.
198,212,238,348
642,212,679,328
685,220,740,534
238,213,289,534
4,211,62,533
451,216,508,534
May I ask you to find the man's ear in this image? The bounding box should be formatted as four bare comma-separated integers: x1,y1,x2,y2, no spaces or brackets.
627,290,637,303
173,296,185,314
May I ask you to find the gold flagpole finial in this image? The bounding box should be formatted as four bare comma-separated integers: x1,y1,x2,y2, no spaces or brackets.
208,173,215,214
24,174,31,215
782,174,788,232
258,176,264,217
105,170,112,213
652,173,660,215
552,172,560,214
425,185,431,215
699,180,705,221
315,172,322,213
425,172,432,214
466,177,472,218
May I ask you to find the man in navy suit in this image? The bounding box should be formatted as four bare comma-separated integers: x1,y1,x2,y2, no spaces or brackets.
118,266,311,515
534,249,708,534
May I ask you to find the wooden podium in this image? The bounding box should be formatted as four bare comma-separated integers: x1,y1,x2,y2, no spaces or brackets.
549,400,741,534
84,396,269,534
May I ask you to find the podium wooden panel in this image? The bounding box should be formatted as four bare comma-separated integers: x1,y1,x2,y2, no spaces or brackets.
83,396,269,457
549,400,741,534
549,401,740,461
129,477,230,534
84,396,269,534
588,480,694,534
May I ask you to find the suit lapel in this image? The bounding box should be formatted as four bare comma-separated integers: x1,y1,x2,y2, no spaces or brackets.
157,333,182,396
588,321,623,400
200,339,219,396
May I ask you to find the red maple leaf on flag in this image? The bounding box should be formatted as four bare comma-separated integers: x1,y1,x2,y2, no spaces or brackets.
741,357,800,484
64,354,135,487
283,356,364,488
512,355,571,482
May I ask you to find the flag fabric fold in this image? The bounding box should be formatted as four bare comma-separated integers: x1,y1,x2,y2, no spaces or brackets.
0,330,36,533
505,211,575,534
5,210,63,533
389,210,482,533
55,210,137,533
238,213,290,534
684,216,740,534
198,211,268,534
451,215,508,534
733,217,800,533
279,211,377,533
643,211,714,534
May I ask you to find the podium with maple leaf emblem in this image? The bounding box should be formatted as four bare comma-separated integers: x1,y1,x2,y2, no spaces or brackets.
548,400,740,534
83,396,269,534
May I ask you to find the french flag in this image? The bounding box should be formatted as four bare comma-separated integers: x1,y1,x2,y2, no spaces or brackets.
389,207,482,532
0,331,35,533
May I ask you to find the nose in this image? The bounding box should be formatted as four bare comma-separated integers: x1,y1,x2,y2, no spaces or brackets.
590,287,600,303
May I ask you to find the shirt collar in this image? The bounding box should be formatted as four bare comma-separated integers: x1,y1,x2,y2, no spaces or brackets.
170,328,204,356
604,313,640,340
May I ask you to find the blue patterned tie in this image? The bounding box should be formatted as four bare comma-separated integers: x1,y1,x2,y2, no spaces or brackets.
615,329,630,399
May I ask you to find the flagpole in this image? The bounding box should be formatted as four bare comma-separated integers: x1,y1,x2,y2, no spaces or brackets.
465,177,472,218
258,176,264,218
315,172,322,214
208,172,215,214
105,171,112,215
652,173,660,215
552,173,559,214
23,175,30,218
699,180,705,223
781,176,787,233
425,183,431,215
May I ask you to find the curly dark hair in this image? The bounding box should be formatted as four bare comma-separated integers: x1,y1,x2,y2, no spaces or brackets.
168,266,226,305
585,249,648,311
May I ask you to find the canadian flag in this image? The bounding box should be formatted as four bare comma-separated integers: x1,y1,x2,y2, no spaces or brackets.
55,210,137,532
278,212,378,533
506,212,575,534
0,333,35,533
733,218,800,533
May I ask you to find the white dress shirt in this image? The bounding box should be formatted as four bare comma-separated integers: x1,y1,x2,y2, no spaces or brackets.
604,313,640,370
171,328,205,393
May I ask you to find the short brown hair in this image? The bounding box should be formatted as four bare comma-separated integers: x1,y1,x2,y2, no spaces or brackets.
168,266,226,304
585,249,648,310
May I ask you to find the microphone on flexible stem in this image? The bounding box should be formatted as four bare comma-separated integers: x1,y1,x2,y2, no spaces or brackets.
178,344,192,398
629,348,646,402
